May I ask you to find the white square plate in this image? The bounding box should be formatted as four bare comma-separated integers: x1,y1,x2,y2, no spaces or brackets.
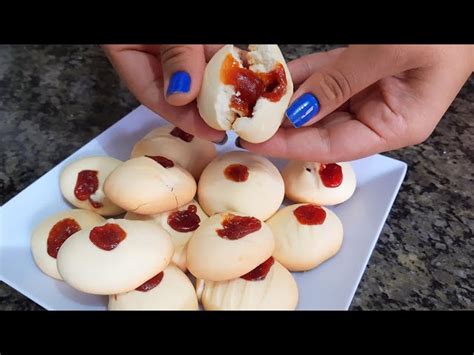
0,105,407,310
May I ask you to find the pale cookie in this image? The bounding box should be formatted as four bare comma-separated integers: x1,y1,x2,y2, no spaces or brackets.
31,209,105,280
108,265,199,310
187,212,274,282
57,219,173,295
198,151,284,221
130,125,217,180
197,44,293,143
103,156,196,215
125,200,208,272
199,258,298,310
60,156,124,216
282,161,356,205
267,204,343,271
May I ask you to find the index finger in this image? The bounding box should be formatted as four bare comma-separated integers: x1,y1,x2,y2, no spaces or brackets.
239,113,388,163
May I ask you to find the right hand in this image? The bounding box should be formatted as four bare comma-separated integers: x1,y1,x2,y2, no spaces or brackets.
102,44,227,143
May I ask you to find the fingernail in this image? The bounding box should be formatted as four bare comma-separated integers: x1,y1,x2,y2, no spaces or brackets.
235,137,243,149
286,93,320,128
214,134,228,145
167,71,191,95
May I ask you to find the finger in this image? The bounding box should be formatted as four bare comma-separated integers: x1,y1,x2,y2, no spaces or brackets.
284,45,420,128
102,45,225,142
204,45,225,61
160,45,206,106
287,47,347,87
239,117,388,163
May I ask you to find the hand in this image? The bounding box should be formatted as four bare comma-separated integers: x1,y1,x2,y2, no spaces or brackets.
238,45,474,162
102,45,227,143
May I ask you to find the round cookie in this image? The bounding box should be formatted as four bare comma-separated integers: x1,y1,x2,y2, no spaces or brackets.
57,218,173,295
199,258,298,310
108,265,199,310
60,156,124,216
130,125,217,180
267,204,343,271
103,156,196,215
197,151,284,221
186,212,275,282
282,161,356,206
31,209,105,280
125,200,208,272
197,44,293,143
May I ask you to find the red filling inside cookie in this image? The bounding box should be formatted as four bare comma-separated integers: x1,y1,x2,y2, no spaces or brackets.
216,214,261,240
47,218,81,258
146,155,174,168
74,170,103,208
221,54,287,117
319,163,343,187
167,204,201,232
89,223,127,251
241,257,274,281
293,204,327,225
224,164,249,182
135,272,164,292
170,127,194,142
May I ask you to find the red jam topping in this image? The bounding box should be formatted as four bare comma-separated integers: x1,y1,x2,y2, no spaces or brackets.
221,54,287,117
240,257,274,281
135,272,164,292
89,223,127,251
319,163,343,188
146,155,174,168
224,164,249,182
216,214,261,240
293,204,326,225
167,204,201,233
74,170,103,208
170,127,194,142
47,218,81,258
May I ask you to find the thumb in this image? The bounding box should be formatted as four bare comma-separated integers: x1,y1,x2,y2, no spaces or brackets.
161,45,206,106
285,45,415,128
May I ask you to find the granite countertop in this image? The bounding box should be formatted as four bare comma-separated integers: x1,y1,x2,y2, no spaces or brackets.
0,45,472,310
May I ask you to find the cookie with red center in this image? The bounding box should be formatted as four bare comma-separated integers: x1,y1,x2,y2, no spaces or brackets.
130,125,217,180
197,258,298,310
198,151,284,221
267,204,343,271
186,212,274,282
56,219,173,295
282,161,356,206
103,155,196,215
31,209,105,280
108,265,198,310
60,156,124,216
125,200,208,272
197,45,294,144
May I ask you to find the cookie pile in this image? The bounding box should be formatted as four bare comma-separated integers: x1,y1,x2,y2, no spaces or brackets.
31,123,357,310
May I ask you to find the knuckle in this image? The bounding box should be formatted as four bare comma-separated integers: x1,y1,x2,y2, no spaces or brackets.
160,45,196,65
318,69,353,105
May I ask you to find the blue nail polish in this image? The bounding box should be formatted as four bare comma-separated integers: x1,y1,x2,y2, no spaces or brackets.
214,134,228,145
286,93,320,128
235,137,243,149
167,71,191,95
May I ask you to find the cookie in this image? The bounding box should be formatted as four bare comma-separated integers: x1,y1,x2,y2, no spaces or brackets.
187,212,274,281
31,209,105,280
198,151,284,220
267,204,343,271
60,156,124,216
57,218,173,295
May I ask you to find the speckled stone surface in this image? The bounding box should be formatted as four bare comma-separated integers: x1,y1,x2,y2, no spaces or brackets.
0,45,472,310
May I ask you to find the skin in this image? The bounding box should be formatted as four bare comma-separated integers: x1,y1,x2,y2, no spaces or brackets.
103,45,473,162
